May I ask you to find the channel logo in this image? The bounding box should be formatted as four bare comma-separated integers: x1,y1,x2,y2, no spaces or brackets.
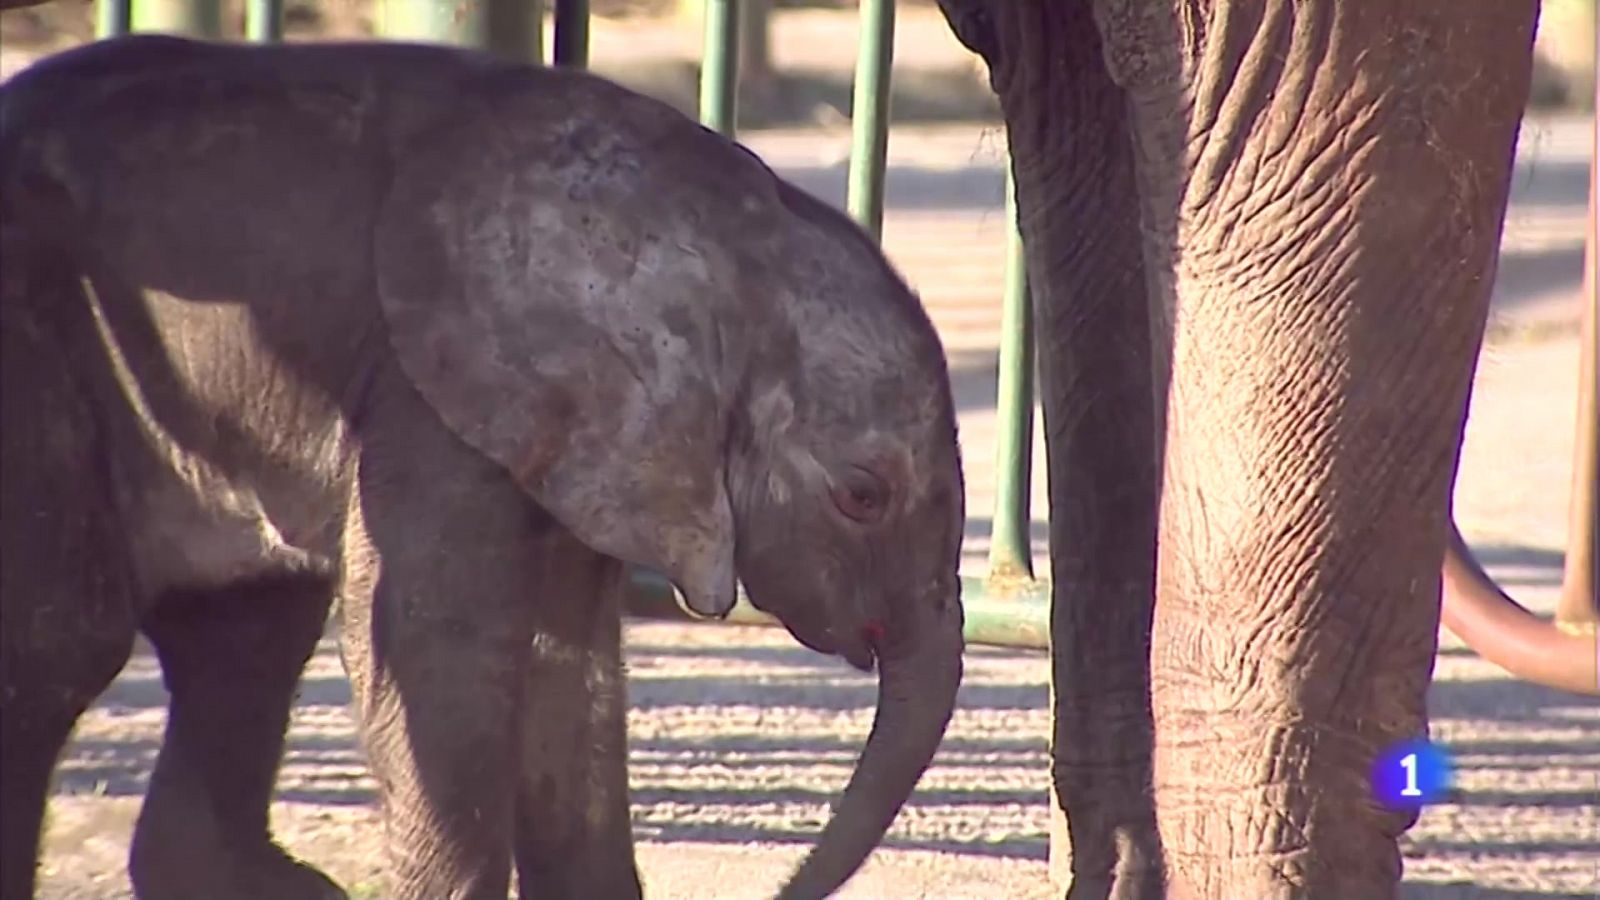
1372,739,1456,808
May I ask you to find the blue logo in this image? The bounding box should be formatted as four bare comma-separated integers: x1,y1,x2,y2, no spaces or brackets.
1372,739,1455,808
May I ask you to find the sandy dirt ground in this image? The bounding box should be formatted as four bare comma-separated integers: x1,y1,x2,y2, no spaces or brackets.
4,10,1597,900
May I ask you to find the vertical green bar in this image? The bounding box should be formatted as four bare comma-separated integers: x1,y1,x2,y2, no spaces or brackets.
96,0,132,38
552,0,590,68
845,0,894,240
376,1,547,77
988,161,1036,581
376,0,486,47
698,0,739,137
131,0,222,36
245,0,283,42
486,0,547,63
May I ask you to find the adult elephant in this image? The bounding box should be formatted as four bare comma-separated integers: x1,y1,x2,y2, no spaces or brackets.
0,36,965,900
935,1,1592,898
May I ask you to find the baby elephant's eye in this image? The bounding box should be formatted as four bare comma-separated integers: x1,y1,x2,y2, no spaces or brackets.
832,466,890,524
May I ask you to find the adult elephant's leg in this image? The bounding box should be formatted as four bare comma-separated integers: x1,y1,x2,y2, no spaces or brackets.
1092,1,1540,895
939,4,1163,897
511,534,640,900
340,370,556,900
130,575,344,899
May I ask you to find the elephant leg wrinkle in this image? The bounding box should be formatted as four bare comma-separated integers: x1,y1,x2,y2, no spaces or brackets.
938,0,1546,895
938,2,1166,897
1099,1,1542,895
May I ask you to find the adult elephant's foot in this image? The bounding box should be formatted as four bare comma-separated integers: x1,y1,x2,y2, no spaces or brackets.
1050,761,1164,900
1103,829,1164,900
1064,869,1162,900
1050,813,1163,900
1149,712,1419,900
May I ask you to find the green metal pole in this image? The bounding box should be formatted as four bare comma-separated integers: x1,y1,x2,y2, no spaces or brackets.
485,0,547,64
130,0,221,37
698,0,739,137
624,568,1050,651
988,161,1036,582
375,0,486,47
96,0,132,38
845,0,894,240
378,0,542,62
959,575,1050,649
552,0,589,68
245,0,283,42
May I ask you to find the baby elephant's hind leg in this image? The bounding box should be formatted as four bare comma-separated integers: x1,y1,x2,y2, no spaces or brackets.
2,251,142,900
0,523,138,900
131,574,344,900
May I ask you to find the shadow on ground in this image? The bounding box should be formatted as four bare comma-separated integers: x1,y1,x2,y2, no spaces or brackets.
52,593,1596,878
1402,888,1599,900
56,635,1056,862
637,820,1047,861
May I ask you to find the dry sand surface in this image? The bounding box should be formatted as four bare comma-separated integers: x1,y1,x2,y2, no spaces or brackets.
3,18,1595,899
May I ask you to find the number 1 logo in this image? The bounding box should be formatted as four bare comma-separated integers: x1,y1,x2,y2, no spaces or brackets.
1399,752,1422,797
1374,740,1455,808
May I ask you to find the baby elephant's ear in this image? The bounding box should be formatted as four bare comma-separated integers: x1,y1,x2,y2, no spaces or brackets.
372,112,737,618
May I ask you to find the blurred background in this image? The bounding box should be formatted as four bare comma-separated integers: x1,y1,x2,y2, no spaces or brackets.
2,0,1594,128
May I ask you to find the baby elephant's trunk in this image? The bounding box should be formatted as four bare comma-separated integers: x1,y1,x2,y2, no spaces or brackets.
775,592,965,899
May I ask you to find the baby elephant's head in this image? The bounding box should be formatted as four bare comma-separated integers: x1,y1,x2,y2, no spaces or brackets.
719,179,968,900
375,73,965,899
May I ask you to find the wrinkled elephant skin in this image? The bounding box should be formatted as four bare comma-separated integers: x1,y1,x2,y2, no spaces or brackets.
938,1,1549,897
0,36,965,900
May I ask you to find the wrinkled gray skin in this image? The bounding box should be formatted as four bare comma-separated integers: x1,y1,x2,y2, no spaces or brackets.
0,36,965,900
937,1,1546,898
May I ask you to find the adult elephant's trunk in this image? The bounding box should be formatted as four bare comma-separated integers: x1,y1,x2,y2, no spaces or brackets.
1440,149,1597,697
776,597,964,899
1440,524,1598,695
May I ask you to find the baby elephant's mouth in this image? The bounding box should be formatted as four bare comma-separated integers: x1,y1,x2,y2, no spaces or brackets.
783,618,879,673
840,634,878,673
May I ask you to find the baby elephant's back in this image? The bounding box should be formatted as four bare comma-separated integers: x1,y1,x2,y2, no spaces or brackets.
0,36,535,596
0,35,795,598
1,36,475,310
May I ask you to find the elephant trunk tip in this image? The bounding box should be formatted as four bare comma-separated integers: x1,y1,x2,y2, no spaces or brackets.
1441,525,1600,696
773,604,963,899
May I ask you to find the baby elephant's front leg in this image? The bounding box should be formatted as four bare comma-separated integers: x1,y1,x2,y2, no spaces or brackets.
340,400,556,900
512,530,641,900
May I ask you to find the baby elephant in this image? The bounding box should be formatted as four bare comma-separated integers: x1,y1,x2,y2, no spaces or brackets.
0,35,966,900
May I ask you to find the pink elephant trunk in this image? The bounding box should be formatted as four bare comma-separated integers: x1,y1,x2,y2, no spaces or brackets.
1440,523,1598,695
775,597,964,899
